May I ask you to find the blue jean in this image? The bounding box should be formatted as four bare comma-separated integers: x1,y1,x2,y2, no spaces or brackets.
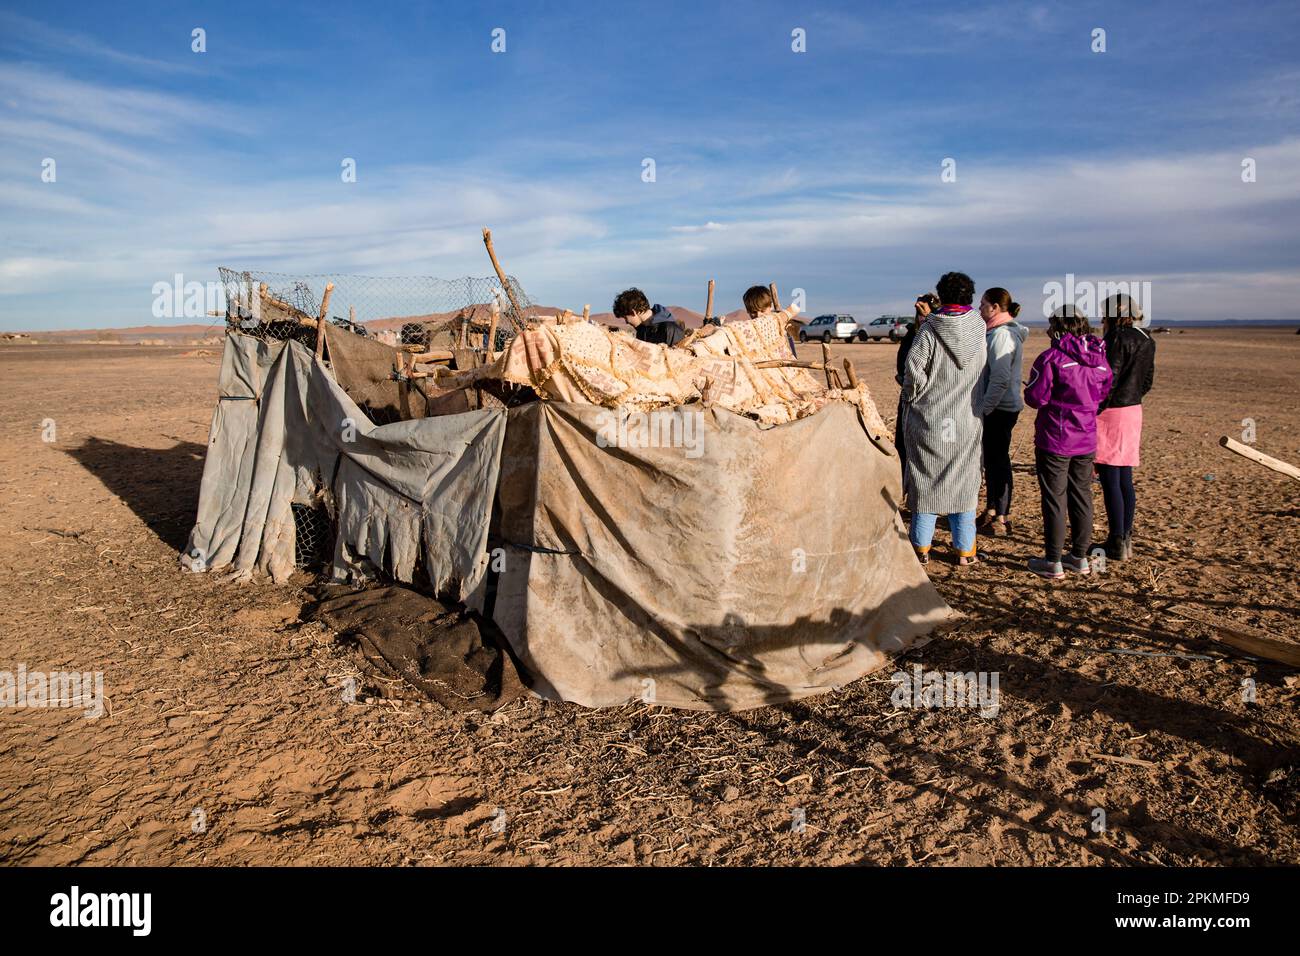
910,510,977,556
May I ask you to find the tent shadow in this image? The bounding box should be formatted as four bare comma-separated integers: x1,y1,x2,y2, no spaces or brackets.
597,575,950,711
64,436,207,554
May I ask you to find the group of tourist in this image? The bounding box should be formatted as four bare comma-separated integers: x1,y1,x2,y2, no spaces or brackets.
610,273,1156,581
896,271,1156,579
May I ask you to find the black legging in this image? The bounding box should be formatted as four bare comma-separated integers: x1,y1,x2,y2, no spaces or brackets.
982,409,1019,515
1095,463,1136,538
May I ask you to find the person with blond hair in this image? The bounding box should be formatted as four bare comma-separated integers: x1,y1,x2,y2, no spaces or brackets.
1095,293,1156,560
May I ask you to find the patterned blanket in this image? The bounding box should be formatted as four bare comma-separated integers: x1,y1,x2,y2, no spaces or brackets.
437,308,890,434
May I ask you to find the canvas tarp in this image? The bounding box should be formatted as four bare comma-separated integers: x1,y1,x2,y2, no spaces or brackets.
185,334,506,601
487,401,952,710
323,323,471,421
187,332,953,711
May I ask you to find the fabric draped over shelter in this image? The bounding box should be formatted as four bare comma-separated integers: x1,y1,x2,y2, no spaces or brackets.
186,327,952,711
488,401,951,710
436,308,892,433
185,335,505,601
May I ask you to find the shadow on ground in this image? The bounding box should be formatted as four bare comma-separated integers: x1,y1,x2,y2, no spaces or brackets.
65,436,206,553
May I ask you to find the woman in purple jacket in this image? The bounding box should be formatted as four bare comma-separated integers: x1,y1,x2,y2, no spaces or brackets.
1023,305,1113,579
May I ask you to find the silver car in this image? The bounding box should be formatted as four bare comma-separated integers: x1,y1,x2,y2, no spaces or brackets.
798,314,860,343
861,315,909,342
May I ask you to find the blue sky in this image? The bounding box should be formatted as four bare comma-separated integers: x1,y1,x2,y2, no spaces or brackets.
1,0,1298,329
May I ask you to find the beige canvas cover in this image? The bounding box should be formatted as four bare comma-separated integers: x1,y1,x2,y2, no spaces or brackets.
488,401,952,710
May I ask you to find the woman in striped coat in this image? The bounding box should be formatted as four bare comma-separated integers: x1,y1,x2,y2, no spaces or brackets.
901,272,988,565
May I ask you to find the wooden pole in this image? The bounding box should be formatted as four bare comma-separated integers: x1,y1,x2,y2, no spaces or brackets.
487,304,500,357
1167,604,1300,667
753,359,832,371
843,358,860,389
1219,436,1300,482
315,282,334,358
482,229,528,332
705,279,715,322
409,349,455,363
769,282,781,311
821,342,835,388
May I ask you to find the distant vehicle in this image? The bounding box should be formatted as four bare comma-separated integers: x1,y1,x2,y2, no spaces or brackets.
860,315,909,342
798,314,860,343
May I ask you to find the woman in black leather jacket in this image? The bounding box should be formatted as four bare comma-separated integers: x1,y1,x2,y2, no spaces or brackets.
1095,294,1156,559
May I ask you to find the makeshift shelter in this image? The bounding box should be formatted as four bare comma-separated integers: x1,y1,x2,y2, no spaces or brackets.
186,265,953,710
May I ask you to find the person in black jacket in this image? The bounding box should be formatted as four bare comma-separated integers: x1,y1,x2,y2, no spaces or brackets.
1095,293,1156,559
613,288,686,347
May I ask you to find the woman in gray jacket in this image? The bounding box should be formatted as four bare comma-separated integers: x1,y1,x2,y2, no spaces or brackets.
902,272,987,565
977,288,1028,536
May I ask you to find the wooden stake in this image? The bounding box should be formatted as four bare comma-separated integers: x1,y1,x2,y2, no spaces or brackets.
1219,436,1300,482
482,228,528,332
821,342,834,388
1167,604,1300,667
487,303,500,357
315,282,334,358
843,358,860,389
768,282,781,311
705,279,715,322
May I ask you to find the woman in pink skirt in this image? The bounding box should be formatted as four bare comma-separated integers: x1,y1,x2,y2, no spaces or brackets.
1096,294,1156,560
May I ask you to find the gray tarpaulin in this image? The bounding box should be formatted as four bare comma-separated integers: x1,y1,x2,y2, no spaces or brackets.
185,334,505,601
488,402,953,710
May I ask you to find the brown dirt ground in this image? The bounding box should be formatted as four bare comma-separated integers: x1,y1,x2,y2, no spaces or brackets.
0,330,1297,867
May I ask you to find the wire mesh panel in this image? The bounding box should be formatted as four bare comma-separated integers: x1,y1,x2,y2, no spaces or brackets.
216,268,533,348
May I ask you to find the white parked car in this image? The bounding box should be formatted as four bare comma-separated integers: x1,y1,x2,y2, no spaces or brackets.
861,315,909,342
798,314,860,343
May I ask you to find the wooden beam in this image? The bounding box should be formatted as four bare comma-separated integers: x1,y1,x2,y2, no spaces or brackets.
1219,435,1300,482
753,359,830,371
409,349,454,363
315,282,334,358
486,303,500,357
482,228,528,333
1167,603,1300,667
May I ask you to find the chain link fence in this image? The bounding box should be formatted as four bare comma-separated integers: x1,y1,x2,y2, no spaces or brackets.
216,268,534,569
217,268,532,349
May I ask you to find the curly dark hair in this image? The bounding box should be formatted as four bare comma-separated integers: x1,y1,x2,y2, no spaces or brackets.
1048,304,1094,337
936,272,975,307
612,288,650,319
